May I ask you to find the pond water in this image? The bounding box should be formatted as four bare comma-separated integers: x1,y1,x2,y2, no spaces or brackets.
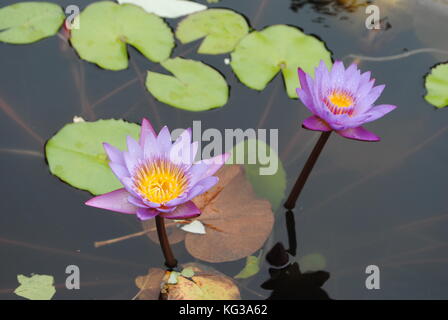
1,0,448,299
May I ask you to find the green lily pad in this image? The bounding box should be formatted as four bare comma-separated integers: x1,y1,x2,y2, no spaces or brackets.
14,274,56,300
229,138,286,210
424,62,448,108
45,119,140,195
0,2,65,44
230,24,332,98
70,1,174,71
146,57,229,111
298,253,327,272
234,255,260,279
176,9,249,54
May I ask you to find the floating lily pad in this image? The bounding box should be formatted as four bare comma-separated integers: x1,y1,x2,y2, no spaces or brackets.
234,255,260,279
14,274,56,300
136,263,240,300
0,2,65,44
229,138,286,210
230,24,332,98
45,119,140,195
298,253,327,273
424,62,448,108
70,1,174,70
176,9,249,54
143,165,274,262
146,57,229,111
117,0,207,19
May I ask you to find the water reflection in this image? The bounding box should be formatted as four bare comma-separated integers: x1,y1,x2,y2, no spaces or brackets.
261,211,331,300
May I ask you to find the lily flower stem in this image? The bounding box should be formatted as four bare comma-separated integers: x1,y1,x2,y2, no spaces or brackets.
155,216,177,269
284,131,331,210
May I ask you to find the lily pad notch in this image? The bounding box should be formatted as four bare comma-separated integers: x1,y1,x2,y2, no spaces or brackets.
230,24,333,98
70,1,175,70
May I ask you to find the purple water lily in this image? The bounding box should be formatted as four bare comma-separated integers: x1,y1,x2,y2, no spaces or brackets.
297,60,397,141
86,118,229,221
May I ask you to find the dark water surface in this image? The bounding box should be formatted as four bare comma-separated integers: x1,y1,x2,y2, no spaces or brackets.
1,0,448,299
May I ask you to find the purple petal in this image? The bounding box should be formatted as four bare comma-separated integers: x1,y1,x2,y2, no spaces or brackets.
336,126,380,142
103,143,124,165
189,153,229,186
123,151,139,174
356,84,385,114
143,134,160,160
363,104,397,123
136,208,159,221
85,188,137,214
161,201,201,220
139,118,157,147
186,176,219,201
330,60,345,88
109,162,129,180
127,195,148,208
302,116,332,132
157,126,172,155
164,194,189,207
126,136,142,158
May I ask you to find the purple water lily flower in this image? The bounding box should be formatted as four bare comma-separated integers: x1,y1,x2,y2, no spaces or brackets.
297,60,397,141
85,118,229,221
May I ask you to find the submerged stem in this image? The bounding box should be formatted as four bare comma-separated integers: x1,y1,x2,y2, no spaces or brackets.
284,131,331,210
155,216,177,269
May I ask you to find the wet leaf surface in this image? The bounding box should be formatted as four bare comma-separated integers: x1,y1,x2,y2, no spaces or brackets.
176,9,249,54
45,119,140,195
425,63,448,109
14,274,56,300
0,2,65,44
146,57,229,111
231,24,332,98
70,2,174,70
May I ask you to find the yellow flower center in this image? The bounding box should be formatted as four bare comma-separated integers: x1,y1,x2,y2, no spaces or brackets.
133,159,188,204
328,91,353,108
324,90,355,116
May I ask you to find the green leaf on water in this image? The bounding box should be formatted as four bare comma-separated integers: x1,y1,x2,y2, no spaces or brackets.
228,138,286,210
45,119,140,195
424,62,448,109
234,255,260,279
146,57,229,111
14,274,56,300
176,9,249,55
180,267,195,278
298,253,327,272
230,24,332,98
70,1,174,71
0,2,65,44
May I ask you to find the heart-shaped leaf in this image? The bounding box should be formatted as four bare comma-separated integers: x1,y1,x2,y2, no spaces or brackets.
176,9,249,54
230,24,332,98
117,0,207,19
70,1,174,70
0,2,65,44
45,119,140,195
146,57,229,111
424,62,448,108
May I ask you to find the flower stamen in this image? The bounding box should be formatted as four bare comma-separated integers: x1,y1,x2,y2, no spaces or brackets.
133,158,189,204
323,89,355,116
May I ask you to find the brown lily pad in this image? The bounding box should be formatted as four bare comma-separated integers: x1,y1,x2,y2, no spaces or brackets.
135,263,240,300
142,165,274,263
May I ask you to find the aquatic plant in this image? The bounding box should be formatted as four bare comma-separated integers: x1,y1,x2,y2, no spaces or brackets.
85,118,229,267
285,60,397,209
